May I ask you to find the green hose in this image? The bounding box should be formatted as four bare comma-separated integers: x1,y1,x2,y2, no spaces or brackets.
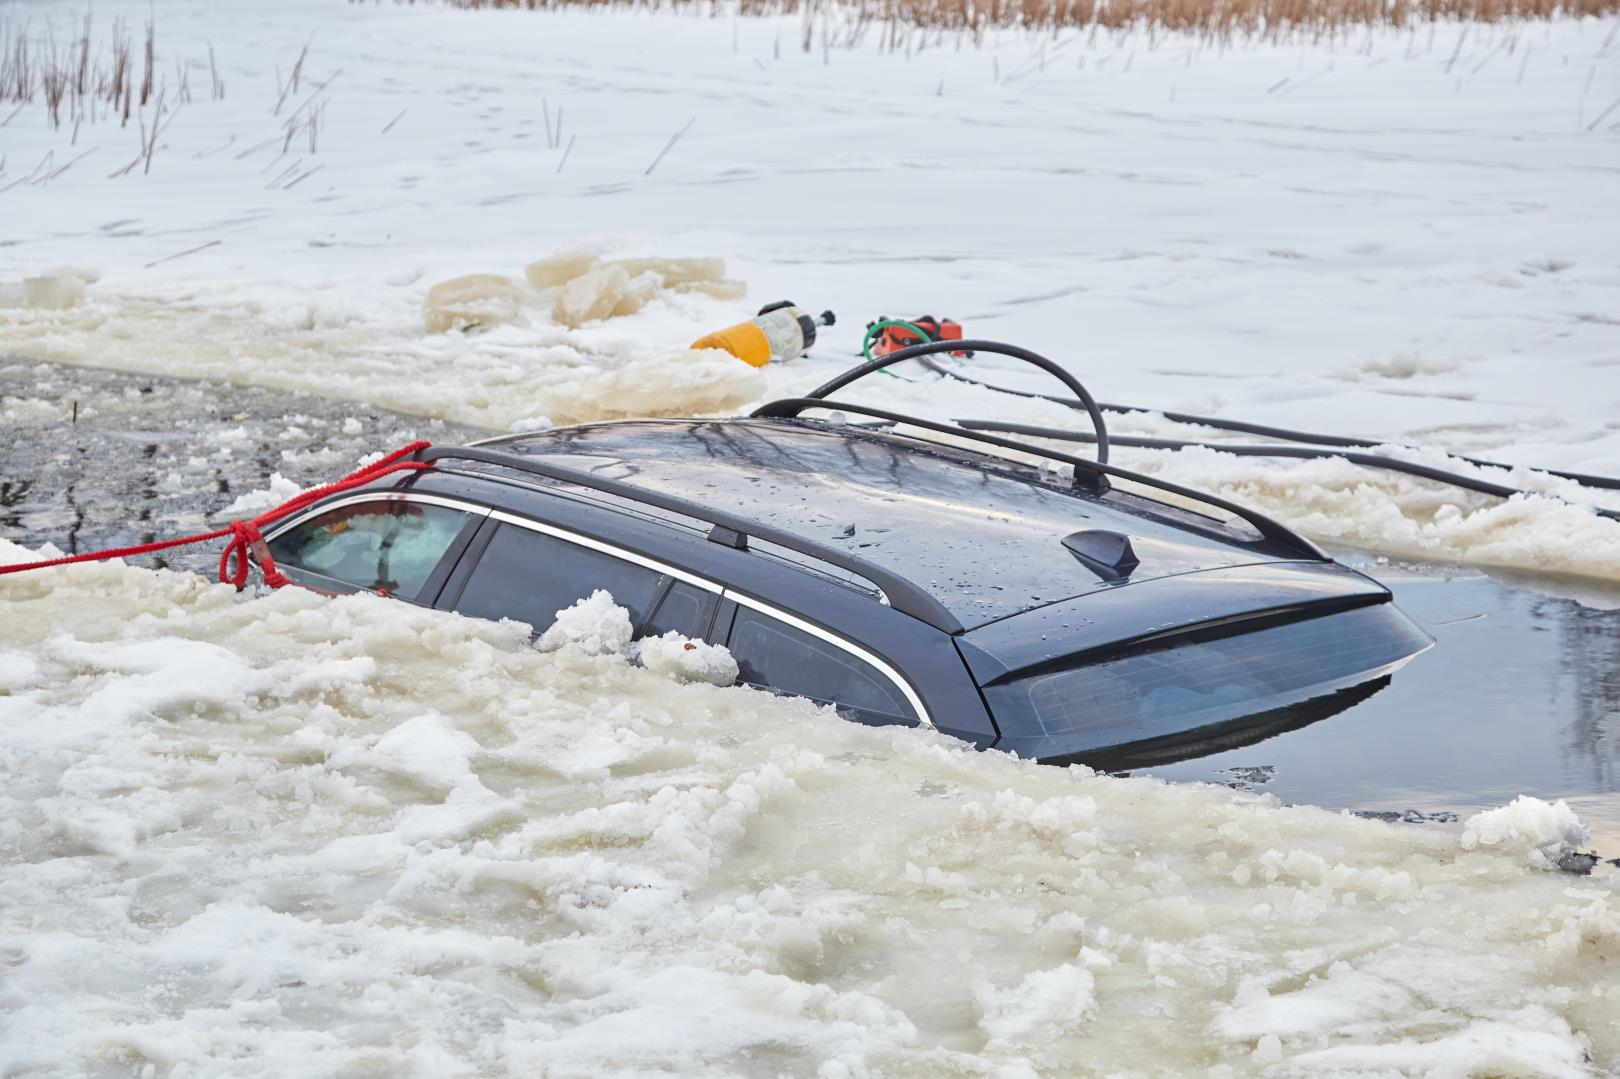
861,319,931,380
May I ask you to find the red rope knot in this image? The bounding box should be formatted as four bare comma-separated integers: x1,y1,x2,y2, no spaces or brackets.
219,520,288,592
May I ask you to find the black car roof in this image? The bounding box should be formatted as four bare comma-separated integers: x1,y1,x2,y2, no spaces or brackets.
473,418,1287,629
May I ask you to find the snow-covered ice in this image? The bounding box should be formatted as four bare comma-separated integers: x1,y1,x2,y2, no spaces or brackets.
0,542,1615,1075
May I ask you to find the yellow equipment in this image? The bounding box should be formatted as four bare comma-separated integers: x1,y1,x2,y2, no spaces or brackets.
692,301,835,367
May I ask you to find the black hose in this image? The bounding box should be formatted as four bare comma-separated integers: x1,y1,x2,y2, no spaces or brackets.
917,354,1620,493
797,339,1111,466
955,418,1620,524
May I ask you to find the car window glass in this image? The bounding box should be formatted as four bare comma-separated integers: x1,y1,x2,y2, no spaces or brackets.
267,500,471,601
454,522,662,636
643,581,716,639
727,608,917,727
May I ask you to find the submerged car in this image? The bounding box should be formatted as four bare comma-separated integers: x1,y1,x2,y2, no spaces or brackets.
258,341,1432,764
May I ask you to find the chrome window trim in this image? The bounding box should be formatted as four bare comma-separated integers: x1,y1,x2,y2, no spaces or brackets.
723,589,934,730
267,491,931,729
261,492,491,544
486,509,722,594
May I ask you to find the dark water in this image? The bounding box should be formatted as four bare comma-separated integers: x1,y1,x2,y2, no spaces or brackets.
1141,565,1620,852
5,359,1618,852
0,358,483,574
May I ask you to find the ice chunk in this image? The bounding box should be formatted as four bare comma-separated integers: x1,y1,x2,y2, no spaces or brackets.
537,589,634,655
523,250,600,290
975,964,1097,1050
551,263,628,327
639,631,738,686
509,414,553,434
368,714,481,792
530,253,744,326
0,651,40,692
22,272,87,310
610,256,727,286
550,264,665,327
674,278,748,301
1461,796,1589,868
220,472,305,517
422,273,525,334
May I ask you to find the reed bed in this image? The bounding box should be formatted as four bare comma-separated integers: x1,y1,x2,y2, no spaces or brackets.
427,0,1618,37
0,14,169,131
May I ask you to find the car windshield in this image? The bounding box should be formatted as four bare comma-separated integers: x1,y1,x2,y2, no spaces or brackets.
983,603,1433,761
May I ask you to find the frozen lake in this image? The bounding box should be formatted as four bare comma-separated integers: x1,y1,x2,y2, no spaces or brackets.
2,0,1616,1071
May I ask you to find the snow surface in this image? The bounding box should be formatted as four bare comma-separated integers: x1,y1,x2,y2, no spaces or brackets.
0,540,1616,1075
1,0,1618,579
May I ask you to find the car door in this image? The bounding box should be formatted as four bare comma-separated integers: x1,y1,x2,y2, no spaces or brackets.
440,515,678,639
263,495,485,603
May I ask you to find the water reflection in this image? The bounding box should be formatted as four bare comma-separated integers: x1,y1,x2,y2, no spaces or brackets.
1059,678,1390,772
1557,593,1620,795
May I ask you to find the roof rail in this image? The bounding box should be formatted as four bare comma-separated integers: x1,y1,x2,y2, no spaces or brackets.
796,338,1113,471
410,445,965,635
749,399,1324,561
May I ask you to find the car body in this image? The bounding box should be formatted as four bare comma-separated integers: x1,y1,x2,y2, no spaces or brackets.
259,413,1432,764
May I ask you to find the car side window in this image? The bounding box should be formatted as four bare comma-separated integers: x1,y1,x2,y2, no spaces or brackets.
643,581,719,640
452,522,662,636
726,607,918,727
267,500,472,601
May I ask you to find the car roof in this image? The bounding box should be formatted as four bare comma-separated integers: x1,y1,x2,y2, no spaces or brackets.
472,418,1287,629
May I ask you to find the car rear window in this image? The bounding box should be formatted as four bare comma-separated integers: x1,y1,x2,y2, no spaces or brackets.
983,603,1432,760
452,522,663,636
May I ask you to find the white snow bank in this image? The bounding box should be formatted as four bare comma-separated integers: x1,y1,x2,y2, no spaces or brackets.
0,540,1615,1075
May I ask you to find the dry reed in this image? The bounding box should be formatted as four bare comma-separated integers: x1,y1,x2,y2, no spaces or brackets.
0,12,157,130
427,0,1618,38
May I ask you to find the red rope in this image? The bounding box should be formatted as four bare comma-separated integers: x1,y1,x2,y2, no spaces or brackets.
0,440,433,592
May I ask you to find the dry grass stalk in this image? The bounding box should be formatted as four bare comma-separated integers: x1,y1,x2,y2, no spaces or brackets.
208,43,223,100
143,239,221,269
434,0,1618,36
139,18,153,106
645,116,695,175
